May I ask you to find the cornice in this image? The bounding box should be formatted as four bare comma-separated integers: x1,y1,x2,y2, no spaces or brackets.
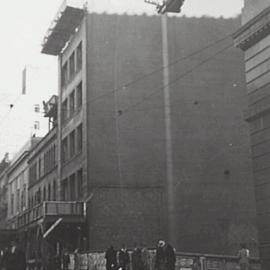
233,6,270,51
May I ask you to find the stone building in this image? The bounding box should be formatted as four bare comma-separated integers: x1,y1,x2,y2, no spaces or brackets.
233,0,270,268
6,137,41,229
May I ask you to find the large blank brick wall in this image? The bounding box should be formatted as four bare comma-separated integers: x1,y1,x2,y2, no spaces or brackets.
88,188,163,250
85,13,257,255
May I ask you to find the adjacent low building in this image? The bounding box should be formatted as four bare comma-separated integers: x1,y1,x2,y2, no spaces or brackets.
6,137,41,229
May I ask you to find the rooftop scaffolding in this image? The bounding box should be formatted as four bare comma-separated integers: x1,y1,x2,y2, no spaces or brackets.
41,0,86,56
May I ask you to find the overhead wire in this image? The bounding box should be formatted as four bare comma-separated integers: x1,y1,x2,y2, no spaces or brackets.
62,32,234,111
120,43,233,116
85,41,233,142
61,32,234,117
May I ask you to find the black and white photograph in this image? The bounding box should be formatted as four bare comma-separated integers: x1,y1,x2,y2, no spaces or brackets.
0,0,268,269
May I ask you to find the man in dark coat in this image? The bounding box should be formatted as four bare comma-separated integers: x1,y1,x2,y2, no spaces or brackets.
5,240,26,270
132,244,144,270
105,246,117,270
155,240,176,270
118,245,129,270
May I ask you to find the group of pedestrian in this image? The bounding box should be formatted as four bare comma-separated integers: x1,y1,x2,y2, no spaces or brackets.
105,240,176,270
0,240,26,270
47,248,75,270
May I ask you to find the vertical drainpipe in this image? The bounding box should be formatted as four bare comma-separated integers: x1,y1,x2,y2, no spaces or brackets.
161,14,175,246
57,54,63,202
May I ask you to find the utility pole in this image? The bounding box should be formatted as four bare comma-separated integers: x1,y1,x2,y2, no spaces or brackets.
161,14,175,246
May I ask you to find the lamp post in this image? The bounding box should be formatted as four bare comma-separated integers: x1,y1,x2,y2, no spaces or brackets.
161,14,175,246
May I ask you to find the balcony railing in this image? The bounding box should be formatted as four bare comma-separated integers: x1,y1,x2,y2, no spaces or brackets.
17,201,84,229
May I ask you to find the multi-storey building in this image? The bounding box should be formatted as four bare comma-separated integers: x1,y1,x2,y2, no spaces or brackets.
6,137,41,229
40,1,258,254
233,0,270,268
0,169,8,229
14,96,85,267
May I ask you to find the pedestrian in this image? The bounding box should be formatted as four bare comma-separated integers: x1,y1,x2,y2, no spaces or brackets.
62,249,70,270
54,253,61,270
5,240,26,270
155,240,176,270
141,243,149,270
237,243,250,270
73,248,80,270
105,246,117,270
0,248,8,270
118,245,129,270
132,244,144,270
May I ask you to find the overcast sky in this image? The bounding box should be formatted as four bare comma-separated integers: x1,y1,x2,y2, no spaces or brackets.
0,0,244,159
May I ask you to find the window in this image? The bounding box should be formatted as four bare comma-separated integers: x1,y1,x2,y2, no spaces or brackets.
44,151,48,174
76,42,82,70
48,184,51,201
77,124,83,152
34,104,40,113
11,194,14,215
62,99,68,122
61,62,68,87
69,90,75,116
62,137,68,164
70,174,76,201
43,187,47,201
37,188,41,204
70,130,75,158
22,184,26,209
77,82,82,109
38,157,42,179
77,169,83,198
34,121,40,130
69,52,75,78
53,180,57,201
53,145,56,167
61,179,69,201
16,189,20,212
30,163,37,185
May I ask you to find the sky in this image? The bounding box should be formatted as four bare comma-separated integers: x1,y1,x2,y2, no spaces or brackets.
0,0,244,159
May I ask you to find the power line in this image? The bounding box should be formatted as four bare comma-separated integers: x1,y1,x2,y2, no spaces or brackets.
61,32,233,117
120,43,233,116
86,42,233,141
82,33,233,107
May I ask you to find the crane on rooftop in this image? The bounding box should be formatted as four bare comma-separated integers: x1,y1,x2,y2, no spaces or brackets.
145,0,185,14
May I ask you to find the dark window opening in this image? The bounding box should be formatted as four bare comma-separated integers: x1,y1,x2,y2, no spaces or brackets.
69,52,75,78
77,124,83,152
77,81,82,109
62,137,68,164
70,130,75,158
69,90,75,116
76,42,82,70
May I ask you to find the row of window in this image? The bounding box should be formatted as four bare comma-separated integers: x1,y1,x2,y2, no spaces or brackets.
61,42,82,88
62,124,83,164
10,184,27,216
62,81,82,123
29,144,57,185
61,169,83,201
29,180,57,208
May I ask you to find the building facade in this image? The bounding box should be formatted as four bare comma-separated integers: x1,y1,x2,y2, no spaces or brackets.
0,169,8,229
41,1,258,255
6,137,41,229
233,0,270,269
